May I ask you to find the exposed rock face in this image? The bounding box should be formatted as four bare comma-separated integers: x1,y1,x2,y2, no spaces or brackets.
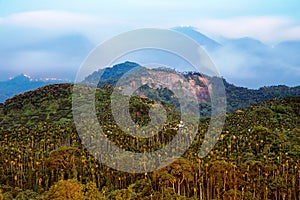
81,61,300,112
82,62,211,103
114,68,210,103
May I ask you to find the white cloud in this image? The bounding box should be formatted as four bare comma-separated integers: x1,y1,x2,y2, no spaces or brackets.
2,10,300,44
1,10,117,29
190,16,300,44
282,25,300,41
0,10,127,44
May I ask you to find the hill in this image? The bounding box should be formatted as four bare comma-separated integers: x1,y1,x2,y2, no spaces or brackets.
82,61,300,114
0,82,299,199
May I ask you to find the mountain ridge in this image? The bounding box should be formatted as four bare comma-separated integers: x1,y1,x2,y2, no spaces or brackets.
82,61,300,113
173,26,300,88
1,61,299,119
0,74,70,103
2,27,300,88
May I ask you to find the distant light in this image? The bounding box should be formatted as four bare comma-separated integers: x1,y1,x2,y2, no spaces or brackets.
180,25,191,27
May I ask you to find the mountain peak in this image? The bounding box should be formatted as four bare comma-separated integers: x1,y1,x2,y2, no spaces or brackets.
171,26,221,50
9,74,33,82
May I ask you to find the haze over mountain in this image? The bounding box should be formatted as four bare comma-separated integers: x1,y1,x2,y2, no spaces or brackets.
173,26,300,88
2,54,300,106
0,33,94,81
1,27,299,89
101,26,300,89
171,27,221,51
0,74,69,103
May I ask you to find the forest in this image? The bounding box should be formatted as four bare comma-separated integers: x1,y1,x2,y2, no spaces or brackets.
0,83,299,199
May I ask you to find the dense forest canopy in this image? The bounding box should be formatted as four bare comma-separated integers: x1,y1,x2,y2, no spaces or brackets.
0,81,299,199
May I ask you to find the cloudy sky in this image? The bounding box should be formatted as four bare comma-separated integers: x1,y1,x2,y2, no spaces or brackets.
0,0,300,87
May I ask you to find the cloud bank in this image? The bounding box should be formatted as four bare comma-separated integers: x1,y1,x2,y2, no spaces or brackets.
0,7,299,87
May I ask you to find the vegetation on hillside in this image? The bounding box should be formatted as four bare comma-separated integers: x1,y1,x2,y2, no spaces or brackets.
0,83,299,199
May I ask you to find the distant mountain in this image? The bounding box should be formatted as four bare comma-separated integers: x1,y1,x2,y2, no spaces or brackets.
82,61,300,114
275,40,300,51
112,27,222,73
172,26,221,51
1,27,299,88
0,74,69,103
0,33,94,81
274,41,300,65
112,26,299,88
170,26,300,88
222,37,269,55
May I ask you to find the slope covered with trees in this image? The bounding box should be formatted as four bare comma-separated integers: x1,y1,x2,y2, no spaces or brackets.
0,83,299,199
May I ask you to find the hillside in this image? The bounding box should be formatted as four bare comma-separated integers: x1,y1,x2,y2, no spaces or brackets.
0,83,299,199
0,84,72,129
82,61,300,114
0,83,179,129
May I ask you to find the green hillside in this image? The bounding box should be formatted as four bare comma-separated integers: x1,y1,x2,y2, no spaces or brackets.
0,83,299,199
82,62,300,114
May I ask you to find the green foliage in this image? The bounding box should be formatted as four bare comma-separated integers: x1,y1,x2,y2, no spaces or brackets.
15,190,40,200
0,83,299,199
84,182,105,200
2,192,13,200
0,84,72,128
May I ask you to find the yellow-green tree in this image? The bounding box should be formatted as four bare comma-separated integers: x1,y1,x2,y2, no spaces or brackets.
45,179,84,200
84,182,105,200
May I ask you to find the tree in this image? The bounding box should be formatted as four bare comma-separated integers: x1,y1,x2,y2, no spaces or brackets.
45,179,84,200
108,184,135,200
84,182,105,200
45,146,83,180
153,158,195,196
222,189,242,200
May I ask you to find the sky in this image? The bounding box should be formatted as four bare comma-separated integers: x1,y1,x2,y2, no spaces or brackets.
0,0,300,87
